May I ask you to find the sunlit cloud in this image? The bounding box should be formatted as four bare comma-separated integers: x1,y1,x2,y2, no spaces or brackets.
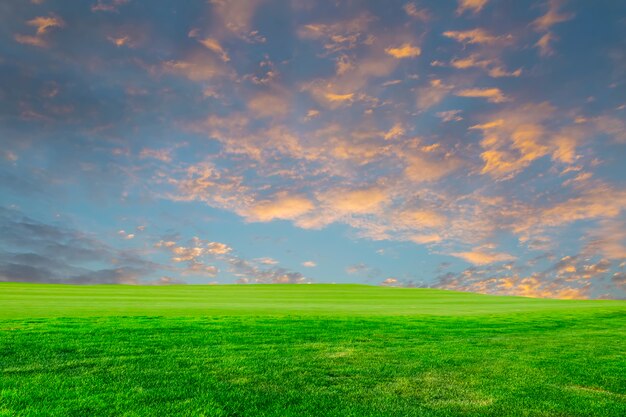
533,0,575,32
450,55,521,78
535,32,556,56
451,247,516,265
456,88,511,103
92,0,129,13
403,3,430,21
14,34,47,47
456,0,489,15
443,28,511,45
385,43,422,59
190,30,231,62
27,15,64,35
246,192,315,223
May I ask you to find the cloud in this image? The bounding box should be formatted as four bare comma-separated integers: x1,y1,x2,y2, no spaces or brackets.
403,3,430,21
209,0,265,42
451,249,516,265
346,263,381,279
163,53,228,81
14,34,47,47
613,272,626,290
535,32,556,57
533,0,574,32
246,192,314,222
0,207,162,284
385,43,421,59
247,89,291,118
154,237,226,279
456,88,511,103
14,14,64,47
194,36,230,62
207,242,232,255
437,110,463,122
107,35,132,47
92,0,129,13
450,55,521,78
297,13,374,53
437,269,589,299
416,79,454,110
532,0,574,57
139,148,172,163
465,102,618,180
257,257,278,265
410,234,442,244
398,209,447,229
525,185,626,232
325,92,354,102
443,28,510,45
401,149,460,183
302,261,317,267
456,0,489,15
318,186,388,215
117,230,135,240
27,15,64,35
380,277,399,286
225,257,309,284
384,124,405,140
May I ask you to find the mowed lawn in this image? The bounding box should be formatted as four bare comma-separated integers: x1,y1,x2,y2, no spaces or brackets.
0,284,625,416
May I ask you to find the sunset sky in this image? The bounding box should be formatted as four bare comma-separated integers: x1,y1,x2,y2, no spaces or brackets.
1,0,625,298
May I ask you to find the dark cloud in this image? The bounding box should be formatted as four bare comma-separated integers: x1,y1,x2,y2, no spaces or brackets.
0,206,165,284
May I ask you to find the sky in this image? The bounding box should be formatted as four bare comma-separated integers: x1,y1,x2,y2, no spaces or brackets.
1,0,625,299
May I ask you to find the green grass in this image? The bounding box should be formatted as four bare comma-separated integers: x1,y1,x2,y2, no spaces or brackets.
1,283,624,416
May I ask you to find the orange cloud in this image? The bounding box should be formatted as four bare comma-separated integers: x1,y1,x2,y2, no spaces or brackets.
451,248,515,265
533,0,574,32
410,234,443,244
319,186,388,215
325,92,354,102
451,55,521,78
457,0,489,15
403,3,430,21
107,35,131,47
456,88,510,103
14,34,47,47
385,43,421,59
443,28,510,45
535,32,556,57
196,37,230,62
384,124,405,140
247,192,314,222
27,15,64,35
399,210,447,228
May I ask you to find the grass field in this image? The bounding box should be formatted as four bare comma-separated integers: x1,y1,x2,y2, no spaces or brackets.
1,283,625,416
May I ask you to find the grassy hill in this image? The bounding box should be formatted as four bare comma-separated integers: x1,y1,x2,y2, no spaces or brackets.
1,283,624,416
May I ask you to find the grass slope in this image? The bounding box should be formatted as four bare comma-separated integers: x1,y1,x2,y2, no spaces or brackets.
1,283,625,416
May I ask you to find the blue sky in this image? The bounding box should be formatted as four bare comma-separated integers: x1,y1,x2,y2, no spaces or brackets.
1,0,625,298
